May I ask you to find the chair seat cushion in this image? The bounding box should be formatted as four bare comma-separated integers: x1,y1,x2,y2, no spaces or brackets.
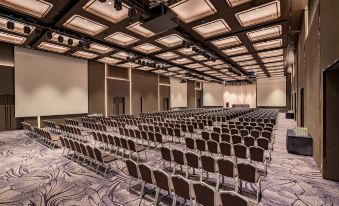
50,134,60,141
103,154,117,163
136,144,146,152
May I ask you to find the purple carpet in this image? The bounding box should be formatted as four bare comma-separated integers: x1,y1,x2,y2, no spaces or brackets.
0,114,338,206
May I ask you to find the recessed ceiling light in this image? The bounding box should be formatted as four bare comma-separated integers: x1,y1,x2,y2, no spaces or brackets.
133,43,161,54
167,67,181,72
127,22,155,38
243,65,260,70
204,70,218,74
37,42,70,53
88,43,114,54
156,52,179,60
177,47,196,55
172,58,192,64
0,0,53,18
253,38,282,50
83,0,129,23
0,17,35,35
235,0,281,27
247,25,282,42
169,0,217,23
155,34,184,47
185,63,203,68
153,69,167,74
211,36,241,48
213,64,229,69
112,51,129,60
225,0,251,7
192,55,208,61
223,46,248,56
0,31,26,45
97,57,121,65
193,19,231,38
72,51,99,59
136,66,154,71
258,49,283,58
63,15,108,36
105,32,139,46
117,62,140,68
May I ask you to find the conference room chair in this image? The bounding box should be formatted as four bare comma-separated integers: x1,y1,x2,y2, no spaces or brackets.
249,146,267,175
207,140,219,155
217,158,237,191
211,132,220,142
153,169,173,205
200,154,219,189
234,144,248,160
192,182,218,206
245,126,253,132
222,128,229,134
219,142,233,158
160,146,173,169
240,129,249,137
221,133,231,143
232,135,242,145
250,130,260,139
93,147,118,177
171,175,192,206
127,139,147,162
237,162,261,203
185,137,195,151
201,131,210,141
172,148,186,174
185,151,200,178
174,128,182,143
138,163,155,198
196,139,207,154
244,136,255,147
230,128,239,135
219,191,249,206
257,137,272,161
126,159,141,192
213,127,221,134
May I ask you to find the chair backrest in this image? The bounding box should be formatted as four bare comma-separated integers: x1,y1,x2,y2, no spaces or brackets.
207,140,219,154
261,130,272,141
249,146,265,163
217,158,235,178
257,138,269,150
201,131,210,141
93,147,103,163
153,169,171,192
86,145,95,159
250,130,260,139
125,159,139,179
211,132,220,142
237,162,257,183
231,135,242,144
201,155,216,172
219,142,232,157
80,143,88,156
160,147,172,162
196,139,206,152
185,137,195,150
127,139,136,152
114,136,121,148
219,191,249,206
234,144,247,159
139,163,154,184
172,149,185,165
171,175,191,200
185,151,200,168
221,133,231,143
244,136,255,147
192,182,216,206
120,138,129,150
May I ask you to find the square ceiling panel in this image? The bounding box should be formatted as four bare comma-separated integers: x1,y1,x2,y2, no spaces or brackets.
204,70,218,74
97,57,121,65
50,33,79,46
211,36,241,49
155,34,184,47
185,63,203,69
153,69,167,74
193,19,231,38
247,25,282,42
88,43,114,54
118,62,140,68
0,17,35,35
177,47,196,55
0,0,53,18
195,67,210,71
213,64,229,69
262,56,284,63
136,66,154,71
172,58,192,64
223,46,248,56
112,51,129,60
127,22,155,38
225,0,251,7
83,0,129,24
169,0,216,23
64,15,107,36
192,55,208,61
167,67,182,72
235,0,281,27
243,65,260,70
156,52,179,60
266,66,284,70
253,39,282,50
105,32,139,46
258,49,283,58
162,72,177,76
133,43,161,54
72,51,98,59
203,60,223,66
231,54,253,62
265,61,284,67
0,31,26,45
37,42,70,53
237,60,257,66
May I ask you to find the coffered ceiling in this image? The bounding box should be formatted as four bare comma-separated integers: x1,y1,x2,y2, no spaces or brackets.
0,0,300,82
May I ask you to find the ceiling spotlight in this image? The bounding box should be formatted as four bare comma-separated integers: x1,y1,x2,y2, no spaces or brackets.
57,35,64,43
6,21,14,30
114,0,122,11
46,31,53,39
68,38,73,45
23,26,31,34
85,41,91,49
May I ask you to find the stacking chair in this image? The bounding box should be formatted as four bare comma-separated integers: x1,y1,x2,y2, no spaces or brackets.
93,147,118,177
160,146,173,169
172,149,186,174
127,139,147,162
211,132,220,142
185,137,195,151
174,128,182,143
250,130,260,139
244,136,255,147
230,128,239,135
138,163,155,198
200,155,219,189
221,133,231,143
185,151,200,178
201,131,210,141
171,175,192,206
231,135,242,145
86,145,96,167
217,158,237,190
192,182,218,206
233,144,248,160
237,162,261,203
249,146,267,175
219,142,233,157
155,132,168,148
207,140,219,155
257,138,272,161
196,139,207,154
219,191,249,206
126,159,140,192
153,169,173,205
240,129,249,137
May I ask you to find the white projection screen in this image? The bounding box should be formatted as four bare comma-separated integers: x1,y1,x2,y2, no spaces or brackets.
203,82,223,106
170,77,187,107
257,77,286,107
15,47,88,117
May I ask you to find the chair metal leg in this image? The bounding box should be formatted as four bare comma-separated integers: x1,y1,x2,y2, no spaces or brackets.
172,195,176,206
140,182,145,197
154,188,160,206
128,177,133,191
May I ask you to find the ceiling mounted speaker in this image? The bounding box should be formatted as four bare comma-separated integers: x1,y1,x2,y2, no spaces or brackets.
23,26,31,34
7,21,14,30
114,0,122,11
46,31,53,39
58,35,64,43
67,38,73,45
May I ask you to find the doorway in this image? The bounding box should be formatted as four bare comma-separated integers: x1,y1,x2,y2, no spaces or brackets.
196,98,201,108
113,97,125,115
162,98,169,111
294,92,297,120
300,88,304,127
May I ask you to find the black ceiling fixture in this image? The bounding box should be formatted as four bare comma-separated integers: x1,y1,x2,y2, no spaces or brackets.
46,31,53,39
98,0,106,2
57,35,64,43
114,0,122,11
67,38,73,45
23,25,31,34
6,21,14,30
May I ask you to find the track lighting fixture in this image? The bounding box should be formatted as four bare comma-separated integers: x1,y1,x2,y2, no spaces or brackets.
114,0,122,11
57,35,64,43
46,31,53,39
67,38,73,45
6,21,14,30
23,26,31,34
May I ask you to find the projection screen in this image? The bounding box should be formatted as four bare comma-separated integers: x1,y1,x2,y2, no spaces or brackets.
15,47,88,117
257,77,286,107
203,82,223,106
170,77,187,107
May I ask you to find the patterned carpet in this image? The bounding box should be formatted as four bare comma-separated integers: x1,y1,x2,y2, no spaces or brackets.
0,114,339,206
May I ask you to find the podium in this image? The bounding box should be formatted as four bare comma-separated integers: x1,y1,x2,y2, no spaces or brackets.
286,129,313,156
